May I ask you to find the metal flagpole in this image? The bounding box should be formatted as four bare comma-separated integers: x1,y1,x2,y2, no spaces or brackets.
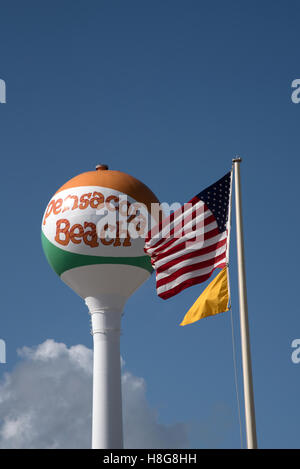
232,157,258,449
225,168,234,307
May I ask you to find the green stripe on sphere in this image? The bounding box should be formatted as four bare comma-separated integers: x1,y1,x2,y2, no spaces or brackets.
41,232,153,276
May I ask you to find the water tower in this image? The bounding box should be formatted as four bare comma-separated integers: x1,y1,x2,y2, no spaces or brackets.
41,165,159,449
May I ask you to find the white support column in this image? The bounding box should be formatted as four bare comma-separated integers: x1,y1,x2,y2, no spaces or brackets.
85,296,124,449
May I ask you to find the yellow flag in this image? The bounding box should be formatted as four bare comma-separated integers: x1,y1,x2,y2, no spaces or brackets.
180,267,230,326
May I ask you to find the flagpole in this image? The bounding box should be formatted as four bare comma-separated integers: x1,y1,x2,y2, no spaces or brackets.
225,169,234,308
232,157,258,449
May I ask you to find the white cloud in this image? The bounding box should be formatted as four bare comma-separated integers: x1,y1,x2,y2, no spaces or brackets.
0,340,189,449
123,370,188,449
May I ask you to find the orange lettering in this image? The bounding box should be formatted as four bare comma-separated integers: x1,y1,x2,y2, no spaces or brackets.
90,191,104,209
69,224,84,244
83,222,99,247
62,195,78,212
55,219,70,246
43,200,55,225
53,198,63,215
52,218,133,249
79,193,92,210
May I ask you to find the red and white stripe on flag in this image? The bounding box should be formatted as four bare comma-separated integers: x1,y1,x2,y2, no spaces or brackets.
144,172,232,299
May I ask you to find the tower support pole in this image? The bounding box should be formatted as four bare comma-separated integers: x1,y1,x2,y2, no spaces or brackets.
85,296,123,449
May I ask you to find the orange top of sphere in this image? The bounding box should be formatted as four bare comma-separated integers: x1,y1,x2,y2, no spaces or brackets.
55,165,159,212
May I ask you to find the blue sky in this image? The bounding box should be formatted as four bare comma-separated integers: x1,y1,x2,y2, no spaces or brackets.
0,0,300,448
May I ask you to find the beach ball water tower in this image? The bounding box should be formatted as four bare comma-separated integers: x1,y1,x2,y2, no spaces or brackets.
41,165,159,449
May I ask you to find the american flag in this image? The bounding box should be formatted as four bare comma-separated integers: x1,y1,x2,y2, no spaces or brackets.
144,172,232,300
